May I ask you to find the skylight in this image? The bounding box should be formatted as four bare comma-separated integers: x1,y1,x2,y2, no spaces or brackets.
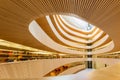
60,15,94,31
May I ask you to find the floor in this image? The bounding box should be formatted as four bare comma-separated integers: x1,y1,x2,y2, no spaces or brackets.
41,69,94,80
41,62,120,80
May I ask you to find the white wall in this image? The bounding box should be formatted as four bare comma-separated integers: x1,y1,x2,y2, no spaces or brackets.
0,58,119,79
0,58,86,79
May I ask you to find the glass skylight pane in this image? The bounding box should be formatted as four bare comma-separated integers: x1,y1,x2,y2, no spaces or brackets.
61,15,94,31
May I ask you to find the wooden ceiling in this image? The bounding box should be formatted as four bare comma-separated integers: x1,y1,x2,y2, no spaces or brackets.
0,0,120,54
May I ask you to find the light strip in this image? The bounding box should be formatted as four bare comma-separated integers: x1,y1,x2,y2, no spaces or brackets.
46,16,90,49
93,41,114,54
92,35,109,48
48,16,107,49
93,41,114,51
29,20,87,54
0,39,40,51
56,15,104,43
